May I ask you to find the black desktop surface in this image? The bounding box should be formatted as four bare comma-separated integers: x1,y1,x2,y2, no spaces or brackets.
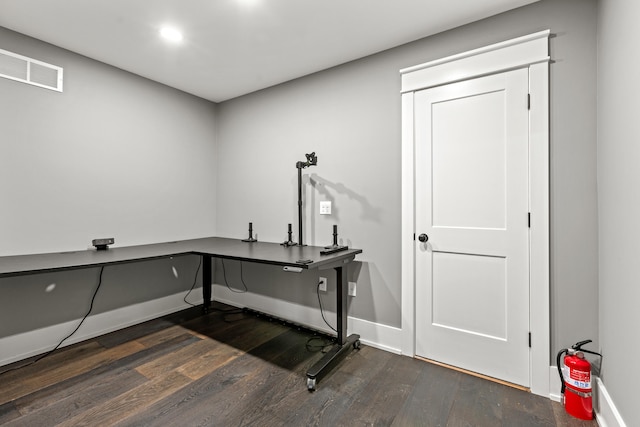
0,237,362,277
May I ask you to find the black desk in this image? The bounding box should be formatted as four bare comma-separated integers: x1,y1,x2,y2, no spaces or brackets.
0,237,362,390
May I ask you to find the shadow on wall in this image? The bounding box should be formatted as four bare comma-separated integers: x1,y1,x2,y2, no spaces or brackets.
349,260,400,328
308,174,383,223
213,258,403,329
213,259,368,311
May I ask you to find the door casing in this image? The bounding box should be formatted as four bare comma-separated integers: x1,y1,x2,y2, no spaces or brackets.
400,30,551,397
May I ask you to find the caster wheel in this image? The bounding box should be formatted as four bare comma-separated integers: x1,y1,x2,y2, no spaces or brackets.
307,377,316,391
353,340,361,349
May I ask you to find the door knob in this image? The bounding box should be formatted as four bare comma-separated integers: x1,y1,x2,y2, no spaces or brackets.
418,233,429,242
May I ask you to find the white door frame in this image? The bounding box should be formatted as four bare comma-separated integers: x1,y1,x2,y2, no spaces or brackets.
400,30,551,397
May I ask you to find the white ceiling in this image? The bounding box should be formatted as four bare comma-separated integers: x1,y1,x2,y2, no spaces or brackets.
0,0,539,102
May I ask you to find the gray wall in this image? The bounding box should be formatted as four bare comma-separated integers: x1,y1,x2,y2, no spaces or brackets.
0,255,200,338
216,0,599,358
0,28,218,256
1,0,601,371
597,0,639,423
0,27,217,336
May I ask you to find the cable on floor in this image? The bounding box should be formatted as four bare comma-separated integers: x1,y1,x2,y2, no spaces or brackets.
306,335,336,353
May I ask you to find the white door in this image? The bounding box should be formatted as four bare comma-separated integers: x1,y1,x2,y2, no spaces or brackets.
415,68,530,387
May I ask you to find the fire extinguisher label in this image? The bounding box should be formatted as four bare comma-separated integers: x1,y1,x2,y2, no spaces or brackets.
563,365,591,389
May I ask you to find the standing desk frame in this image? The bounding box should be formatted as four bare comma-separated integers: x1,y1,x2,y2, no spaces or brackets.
0,237,362,390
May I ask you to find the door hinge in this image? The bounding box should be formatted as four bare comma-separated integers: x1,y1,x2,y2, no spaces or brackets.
528,212,531,228
529,332,532,348
527,93,531,110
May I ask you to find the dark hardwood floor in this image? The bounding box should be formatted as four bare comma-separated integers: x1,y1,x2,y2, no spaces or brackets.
0,303,597,426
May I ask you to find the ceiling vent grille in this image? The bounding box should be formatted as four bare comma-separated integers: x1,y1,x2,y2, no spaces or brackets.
0,48,63,92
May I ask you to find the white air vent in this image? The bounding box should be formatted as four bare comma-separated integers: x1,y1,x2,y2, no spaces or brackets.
0,48,63,92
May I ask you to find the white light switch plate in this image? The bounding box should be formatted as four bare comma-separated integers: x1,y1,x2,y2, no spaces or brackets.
320,201,331,215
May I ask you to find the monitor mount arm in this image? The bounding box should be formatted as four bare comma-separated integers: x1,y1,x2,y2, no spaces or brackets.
296,152,317,246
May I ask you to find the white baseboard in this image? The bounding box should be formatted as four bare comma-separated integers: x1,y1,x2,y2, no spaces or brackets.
212,284,403,354
595,377,627,427
1,284,402,369
348,316,402,355
0,292,202,368
549,365,562,402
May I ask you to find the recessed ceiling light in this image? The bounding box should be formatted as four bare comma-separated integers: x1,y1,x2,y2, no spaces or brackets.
236,0,260,6
159,26,183,43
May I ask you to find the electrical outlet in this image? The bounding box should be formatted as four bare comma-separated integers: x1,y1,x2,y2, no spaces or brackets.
348,281,356,297
320,201,331,215
318,277,327,292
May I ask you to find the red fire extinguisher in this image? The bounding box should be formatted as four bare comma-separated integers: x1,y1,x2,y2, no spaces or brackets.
556,339,602,420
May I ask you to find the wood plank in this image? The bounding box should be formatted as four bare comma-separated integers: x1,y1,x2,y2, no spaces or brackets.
12,333,200,417
336,352,423,426
174,307,249,337
0,340,104,383
151,305,206,327
135,338,220,378
502,384,556,426
135,316,285,379
0,340,145,403
184,310,275,342
95,318,178,348
0,401,20,425
174,344,244,381
446,371,506,426
134,324,199,348
56,370,192,427
207,329,325,425
279,345,395,426
97,303,240,348
117,329,314,426
4,368,148,427
208,313,289,352
392,359,461,426
551,400,598,426
94,312,210,348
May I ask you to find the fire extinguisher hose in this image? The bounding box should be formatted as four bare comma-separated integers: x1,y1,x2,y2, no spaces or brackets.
557,340,603,396
556,348,569,394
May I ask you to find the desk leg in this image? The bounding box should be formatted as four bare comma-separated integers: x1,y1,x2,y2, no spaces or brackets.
202,255,212,314
306,264,360,391
336,264,348,345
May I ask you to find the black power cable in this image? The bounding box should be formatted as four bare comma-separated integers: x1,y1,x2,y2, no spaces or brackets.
221,259,248,293
183,256,202,307
317,280,337,333
185,257,245,318
0,265,105,376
